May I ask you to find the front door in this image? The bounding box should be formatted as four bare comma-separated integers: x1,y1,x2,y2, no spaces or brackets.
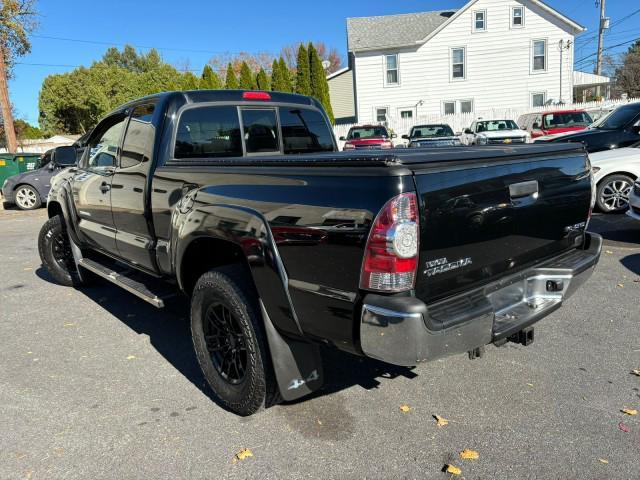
72,113,128,252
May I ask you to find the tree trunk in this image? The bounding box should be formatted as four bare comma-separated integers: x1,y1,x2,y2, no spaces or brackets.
0,46,18,153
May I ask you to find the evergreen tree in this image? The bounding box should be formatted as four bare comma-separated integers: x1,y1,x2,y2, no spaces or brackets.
295,44,311,96
256,68,270,90
224,63,238,89
238,61,256,90
270,59,283,91
308,43,334,123
180,71,200,90
279,57,293,93
200,64,221,89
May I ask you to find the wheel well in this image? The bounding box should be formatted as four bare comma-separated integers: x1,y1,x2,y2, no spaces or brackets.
47,201,63,218
597,172,637,186
180,237,250,296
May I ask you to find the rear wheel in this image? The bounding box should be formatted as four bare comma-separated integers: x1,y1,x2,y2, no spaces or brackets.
14,185,41,210
190,266,278,416
597,174,634,213
38,215,83,287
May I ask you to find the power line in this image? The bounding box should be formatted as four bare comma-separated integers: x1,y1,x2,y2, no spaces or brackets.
30,34,277,56
574,37,639,65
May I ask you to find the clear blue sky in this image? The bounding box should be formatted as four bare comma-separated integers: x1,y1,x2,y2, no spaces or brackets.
9,0,639,126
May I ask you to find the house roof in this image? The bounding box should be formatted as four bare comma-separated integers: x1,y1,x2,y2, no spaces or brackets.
347,0,585,52
326,66,351,80
347,10,456,52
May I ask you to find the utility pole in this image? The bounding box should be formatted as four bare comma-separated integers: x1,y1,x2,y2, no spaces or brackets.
595,0,607,75
0,45,18,153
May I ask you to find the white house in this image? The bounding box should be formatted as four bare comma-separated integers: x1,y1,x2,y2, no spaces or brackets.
330,0,586,124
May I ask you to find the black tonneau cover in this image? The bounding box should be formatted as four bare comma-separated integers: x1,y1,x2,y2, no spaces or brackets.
165,143,586,168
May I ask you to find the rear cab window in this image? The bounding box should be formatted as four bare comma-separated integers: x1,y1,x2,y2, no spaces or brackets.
173,104,334,159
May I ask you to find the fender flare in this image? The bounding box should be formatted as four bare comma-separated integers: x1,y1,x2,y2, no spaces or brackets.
174,202,302,336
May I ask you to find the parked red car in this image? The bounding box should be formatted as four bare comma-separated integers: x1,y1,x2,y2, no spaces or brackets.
339,125,396,150
518,109,593,139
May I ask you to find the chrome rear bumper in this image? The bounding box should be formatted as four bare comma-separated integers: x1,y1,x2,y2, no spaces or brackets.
360,233,602,366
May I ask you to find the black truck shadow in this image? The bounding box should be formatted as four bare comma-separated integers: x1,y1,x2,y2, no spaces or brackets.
620,253,640,276
36,266,417,409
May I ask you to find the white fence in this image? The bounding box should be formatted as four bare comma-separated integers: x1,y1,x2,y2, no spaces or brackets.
333,97,639,148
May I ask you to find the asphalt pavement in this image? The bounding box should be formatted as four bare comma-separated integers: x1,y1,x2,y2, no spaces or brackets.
0,207,639,479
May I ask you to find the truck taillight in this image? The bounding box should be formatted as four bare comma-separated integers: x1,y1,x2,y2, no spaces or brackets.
360,192,419,292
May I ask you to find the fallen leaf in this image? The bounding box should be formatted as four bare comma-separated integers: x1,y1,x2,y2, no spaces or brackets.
126,355,137,360
434,414,449,427
617,283,624,288
621,408,638,416
526,383,534,387
618,422,630,433
446,464,462,475
460,448,479,460
23,267,32,271
317,419,323,426
400,404,411,413
63,323,75,327
631,369,640,377
232,448,253,464
605,250,613,254
599,458,609,464
633,279,640,283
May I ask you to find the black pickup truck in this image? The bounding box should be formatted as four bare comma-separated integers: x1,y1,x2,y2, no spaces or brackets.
39,90,602,415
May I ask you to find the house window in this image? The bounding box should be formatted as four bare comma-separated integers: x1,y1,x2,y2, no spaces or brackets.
531,92,546,107
376,107,388,123
512,6,524,27
460,100,474,114
533,40,546,72
473,10,486,31
385,54,399,85
451,47,465,80
443,102,456,115
400,110,413,119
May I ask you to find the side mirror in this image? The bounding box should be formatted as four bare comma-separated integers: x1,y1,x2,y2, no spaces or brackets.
632,125,640,134
401,134,409,140
53,145,78,166
339,136,346,141
532,122,540,130
464,129,472,134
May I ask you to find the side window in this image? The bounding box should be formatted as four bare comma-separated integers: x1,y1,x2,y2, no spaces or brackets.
241,109,279,154
279,108,334,154
86,115,127,171
121,103,156,168
174,106,242,159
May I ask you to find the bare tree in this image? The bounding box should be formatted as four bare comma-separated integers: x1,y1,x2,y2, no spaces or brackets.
0,0,37,153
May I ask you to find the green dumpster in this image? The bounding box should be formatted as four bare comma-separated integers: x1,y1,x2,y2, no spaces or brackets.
0,153,42,190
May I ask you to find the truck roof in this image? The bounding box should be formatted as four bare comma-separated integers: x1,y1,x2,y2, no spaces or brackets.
115,89,319,112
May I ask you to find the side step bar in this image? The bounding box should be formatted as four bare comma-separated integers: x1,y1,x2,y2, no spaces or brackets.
78,258,166,308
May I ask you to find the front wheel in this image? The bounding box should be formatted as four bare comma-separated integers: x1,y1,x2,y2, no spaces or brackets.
38,215,83,287
596,174,634,213
14,185,41,210
190,266,278,416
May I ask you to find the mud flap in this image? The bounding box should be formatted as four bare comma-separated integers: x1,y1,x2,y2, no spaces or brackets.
259,300,323,401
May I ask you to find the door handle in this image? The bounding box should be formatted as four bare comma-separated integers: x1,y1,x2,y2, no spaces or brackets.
100,182,111,193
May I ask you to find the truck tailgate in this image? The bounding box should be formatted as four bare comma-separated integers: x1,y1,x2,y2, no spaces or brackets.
408,146,592,304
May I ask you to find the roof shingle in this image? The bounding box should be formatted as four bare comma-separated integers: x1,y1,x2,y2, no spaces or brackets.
347,10,457,52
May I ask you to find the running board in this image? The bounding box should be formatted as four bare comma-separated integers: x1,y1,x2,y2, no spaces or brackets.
78,258,166,308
